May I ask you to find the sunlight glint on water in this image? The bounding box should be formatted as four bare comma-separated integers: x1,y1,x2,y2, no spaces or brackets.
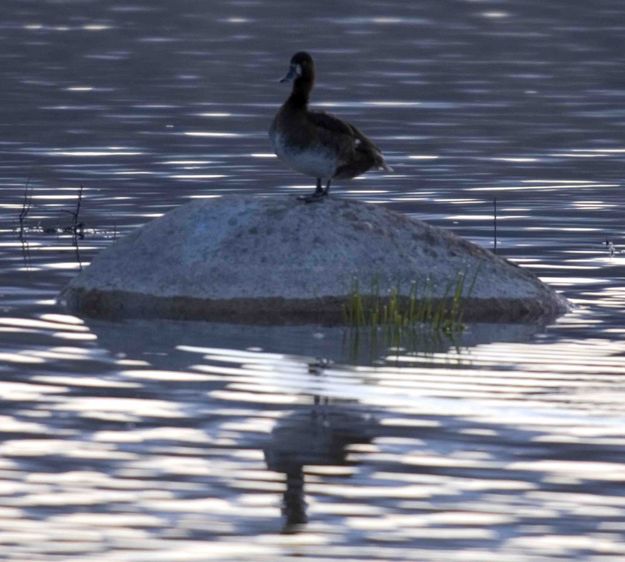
1,0,625,560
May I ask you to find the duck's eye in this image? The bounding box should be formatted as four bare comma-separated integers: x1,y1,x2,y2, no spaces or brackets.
295,64,303,76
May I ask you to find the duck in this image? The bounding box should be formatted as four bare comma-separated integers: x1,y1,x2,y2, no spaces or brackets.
269,51,392,203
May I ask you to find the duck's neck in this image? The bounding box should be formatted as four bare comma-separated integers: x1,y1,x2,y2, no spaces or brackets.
287,76,313,109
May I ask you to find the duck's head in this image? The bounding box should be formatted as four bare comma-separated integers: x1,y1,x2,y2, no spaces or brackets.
280,51,314,84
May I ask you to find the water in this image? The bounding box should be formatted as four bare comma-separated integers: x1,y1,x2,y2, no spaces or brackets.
1,0,625,559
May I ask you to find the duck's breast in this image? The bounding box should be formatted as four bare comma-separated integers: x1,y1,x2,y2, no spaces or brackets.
270,114,337,179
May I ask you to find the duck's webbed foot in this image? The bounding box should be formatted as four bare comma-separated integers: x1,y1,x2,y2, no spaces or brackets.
298,191,326,203
297,179,327,203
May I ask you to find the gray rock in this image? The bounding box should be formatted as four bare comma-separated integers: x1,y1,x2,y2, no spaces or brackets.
59,195,568,324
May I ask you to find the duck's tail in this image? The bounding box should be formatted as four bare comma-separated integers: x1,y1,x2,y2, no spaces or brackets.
377,160,393,173
358,130,392,174
333,123,393,179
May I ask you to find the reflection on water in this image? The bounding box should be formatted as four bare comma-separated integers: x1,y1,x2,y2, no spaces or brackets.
2,0,625,560
1,310,624,559
264,392,377,533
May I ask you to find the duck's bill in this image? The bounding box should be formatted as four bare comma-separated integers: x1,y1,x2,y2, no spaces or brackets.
279,65,297,83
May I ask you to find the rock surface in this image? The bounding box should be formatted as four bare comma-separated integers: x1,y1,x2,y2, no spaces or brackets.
60,195,568,324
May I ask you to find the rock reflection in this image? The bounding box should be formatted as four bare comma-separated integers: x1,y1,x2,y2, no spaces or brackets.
82,316,542,370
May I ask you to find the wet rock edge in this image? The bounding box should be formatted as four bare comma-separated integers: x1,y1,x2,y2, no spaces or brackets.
60,286,569,325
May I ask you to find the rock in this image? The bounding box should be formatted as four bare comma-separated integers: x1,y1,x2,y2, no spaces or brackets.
59,195,568,324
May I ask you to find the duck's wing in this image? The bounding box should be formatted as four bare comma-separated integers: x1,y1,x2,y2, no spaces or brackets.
308,110,355,136
308,111,376,149
308,111,391,176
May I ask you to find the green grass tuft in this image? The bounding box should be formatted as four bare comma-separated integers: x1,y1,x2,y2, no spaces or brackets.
342,270,476,337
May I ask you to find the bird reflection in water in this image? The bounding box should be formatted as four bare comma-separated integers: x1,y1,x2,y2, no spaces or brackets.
264,361,377,533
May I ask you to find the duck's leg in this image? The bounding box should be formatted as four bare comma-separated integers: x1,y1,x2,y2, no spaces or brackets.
298,178,326,203
323,179,331,196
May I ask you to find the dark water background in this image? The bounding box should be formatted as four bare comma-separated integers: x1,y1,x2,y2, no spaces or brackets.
1,1,625,560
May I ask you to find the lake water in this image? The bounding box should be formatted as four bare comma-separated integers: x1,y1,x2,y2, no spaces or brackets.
1,0,625,560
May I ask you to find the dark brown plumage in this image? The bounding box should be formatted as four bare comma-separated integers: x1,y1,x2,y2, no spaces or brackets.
269,52,392,202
